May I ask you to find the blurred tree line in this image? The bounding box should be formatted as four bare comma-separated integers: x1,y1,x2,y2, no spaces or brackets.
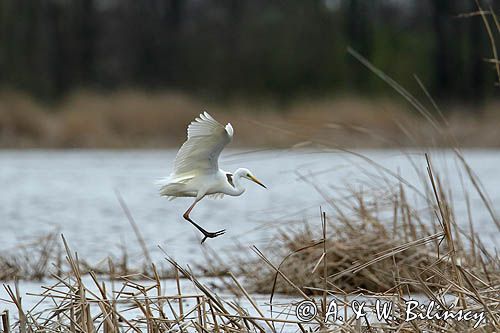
0,0,498,104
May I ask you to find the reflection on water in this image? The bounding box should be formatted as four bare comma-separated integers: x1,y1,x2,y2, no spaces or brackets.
1,149,499,265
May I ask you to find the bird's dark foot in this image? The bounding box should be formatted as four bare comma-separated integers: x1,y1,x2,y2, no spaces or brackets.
184,216,226,243
201,229,226,244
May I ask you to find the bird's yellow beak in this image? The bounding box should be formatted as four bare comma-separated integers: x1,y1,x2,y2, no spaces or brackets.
249,175,267,189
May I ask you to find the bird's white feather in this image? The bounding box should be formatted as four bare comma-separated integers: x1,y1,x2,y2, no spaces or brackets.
172,111,233,176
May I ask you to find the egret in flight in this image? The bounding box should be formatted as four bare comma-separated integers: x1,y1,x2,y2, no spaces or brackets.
159,112,267,243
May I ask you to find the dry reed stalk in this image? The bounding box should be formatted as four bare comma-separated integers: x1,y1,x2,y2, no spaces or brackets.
0,232,175,282
4,236,312,332
1,310,9,333
6,235,327,332
474,1,500,85
114,189,152,265
217,140,499,332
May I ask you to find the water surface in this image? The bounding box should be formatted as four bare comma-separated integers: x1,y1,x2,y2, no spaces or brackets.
1,149,499,265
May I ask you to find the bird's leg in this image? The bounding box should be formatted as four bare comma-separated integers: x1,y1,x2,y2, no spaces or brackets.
183,200,225,244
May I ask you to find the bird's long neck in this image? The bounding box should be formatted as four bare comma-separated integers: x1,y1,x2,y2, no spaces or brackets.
227,169,247,196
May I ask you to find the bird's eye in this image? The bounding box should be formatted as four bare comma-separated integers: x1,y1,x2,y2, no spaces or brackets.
247,173,250,177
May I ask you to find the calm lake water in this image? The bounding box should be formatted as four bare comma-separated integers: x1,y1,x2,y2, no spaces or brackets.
1,149,499,266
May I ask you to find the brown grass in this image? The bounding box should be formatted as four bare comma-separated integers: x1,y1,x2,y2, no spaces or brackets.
223,162,498,296
0,232,174,281
0,89,499,148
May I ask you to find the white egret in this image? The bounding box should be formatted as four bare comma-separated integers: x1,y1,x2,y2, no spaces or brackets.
159,112,267,243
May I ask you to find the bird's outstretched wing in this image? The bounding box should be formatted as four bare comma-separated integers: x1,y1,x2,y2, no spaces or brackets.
172,112,233,176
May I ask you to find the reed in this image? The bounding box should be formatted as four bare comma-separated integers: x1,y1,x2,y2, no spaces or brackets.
1,89,500,148
0,233,173,282
1,236,308,333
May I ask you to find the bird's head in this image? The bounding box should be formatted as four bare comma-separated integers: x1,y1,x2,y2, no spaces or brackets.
237,168,267,189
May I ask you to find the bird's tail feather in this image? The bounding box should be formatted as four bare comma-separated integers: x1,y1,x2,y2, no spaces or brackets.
159,183,182,197
156,173,194,197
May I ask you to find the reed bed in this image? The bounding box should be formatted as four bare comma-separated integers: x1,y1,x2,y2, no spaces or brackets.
196,152,498,332
1,236,307,333
0,233,173,281
231,155,498,296
1,89,500,149
0,233,60,281
0,191,173,282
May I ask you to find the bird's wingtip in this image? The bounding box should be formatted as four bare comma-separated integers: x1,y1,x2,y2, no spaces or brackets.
225,123,234,137
201,111,213,120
